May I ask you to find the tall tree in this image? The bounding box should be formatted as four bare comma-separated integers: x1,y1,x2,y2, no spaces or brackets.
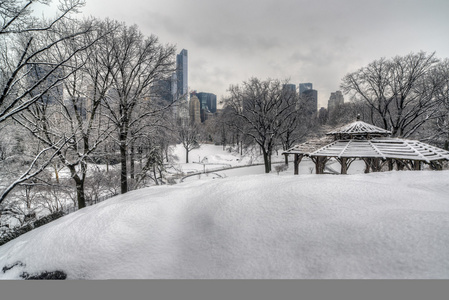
0,0,88,204
178,119,201,164
100,22,176,194
341,52,443,137
224,78,298,173
14,18,114,209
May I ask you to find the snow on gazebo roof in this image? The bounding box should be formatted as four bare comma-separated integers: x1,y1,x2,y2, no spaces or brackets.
326,120,391,137
309,138,449,163
282,136,334,155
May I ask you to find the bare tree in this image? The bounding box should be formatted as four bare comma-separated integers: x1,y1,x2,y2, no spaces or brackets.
13,18,115,209
224,78,298,173
415,59,449,148
0,0,89,204
177,119,201,164
277,89,310,165
341,52,443,137
99,21,176,194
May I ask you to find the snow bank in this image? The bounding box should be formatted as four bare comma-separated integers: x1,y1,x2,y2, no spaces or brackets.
0,171,448,279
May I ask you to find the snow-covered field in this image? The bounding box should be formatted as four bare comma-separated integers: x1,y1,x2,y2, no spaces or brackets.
169,144,285,175
0,167,448,279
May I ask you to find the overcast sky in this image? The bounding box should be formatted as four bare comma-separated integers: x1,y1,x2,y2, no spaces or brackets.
46,0,449,107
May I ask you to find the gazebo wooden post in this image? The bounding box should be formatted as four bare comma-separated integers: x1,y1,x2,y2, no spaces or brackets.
413,160,421,170
340,157,348,174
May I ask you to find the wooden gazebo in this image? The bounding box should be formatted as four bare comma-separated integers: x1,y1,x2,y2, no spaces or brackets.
283,118,449,175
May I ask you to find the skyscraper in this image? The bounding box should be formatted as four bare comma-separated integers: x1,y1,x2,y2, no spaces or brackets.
196,92,217,122
196,92,217,112
299,82,317,116
302,89,318,116
171,72,177,100
299,83,313,95
327,91,344,112
283,84,296,94
152,78,173,103
27,64,63,104
176,49,188,100
189,94,201,125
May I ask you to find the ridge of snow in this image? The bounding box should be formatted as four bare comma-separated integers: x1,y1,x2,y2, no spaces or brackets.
1,170,448,279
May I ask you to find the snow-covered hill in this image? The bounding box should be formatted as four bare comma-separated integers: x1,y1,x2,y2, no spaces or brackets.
0,171,448,279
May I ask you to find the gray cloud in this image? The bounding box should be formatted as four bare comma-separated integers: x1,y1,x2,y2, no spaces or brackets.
77,0,449,107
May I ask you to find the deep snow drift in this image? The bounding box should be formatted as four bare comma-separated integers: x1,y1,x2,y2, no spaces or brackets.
0,170,448,279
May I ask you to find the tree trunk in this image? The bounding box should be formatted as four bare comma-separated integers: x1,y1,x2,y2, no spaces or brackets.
186,148,189,163
74,176,86,209
388,159,394,171
315,156,327,174
153,164,159,185
120,134,128,194
54,164,59,184
130,140,135,180
364,159,370,173
397,160,405,171
262,150,271,173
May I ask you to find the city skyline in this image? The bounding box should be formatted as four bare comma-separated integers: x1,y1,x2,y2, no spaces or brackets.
38,0,449,107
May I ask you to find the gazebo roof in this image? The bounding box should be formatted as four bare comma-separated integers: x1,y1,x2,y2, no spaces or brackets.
326,120,391,137
309,138,449,163
282,137,333,155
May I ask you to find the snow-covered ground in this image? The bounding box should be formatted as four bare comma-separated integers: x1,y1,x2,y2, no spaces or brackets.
169,144,285,175
0,168,448,279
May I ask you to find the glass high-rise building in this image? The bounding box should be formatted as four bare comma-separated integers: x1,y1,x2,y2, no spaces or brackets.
196,92,217,113
299,83,313,95
283,84,296,94
302,89,318,116
299,82,317,116
176,49,188,100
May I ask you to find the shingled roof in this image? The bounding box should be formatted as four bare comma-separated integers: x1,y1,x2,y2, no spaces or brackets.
326,120,391,138
309,138,449,163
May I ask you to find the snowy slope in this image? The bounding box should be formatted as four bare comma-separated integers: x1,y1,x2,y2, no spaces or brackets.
0,171,448,279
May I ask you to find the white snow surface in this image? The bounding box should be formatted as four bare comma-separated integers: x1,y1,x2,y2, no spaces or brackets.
1,169,448,279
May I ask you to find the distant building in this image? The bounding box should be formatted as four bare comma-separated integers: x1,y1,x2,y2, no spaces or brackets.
283,84,296,94
152,78,173,103
189,94,201,125
176,49,188,100
196,92,217,122
171,73,178,100
302,89,318,116
318,107,328,125
282,84,298,109
299,83,313,95
169,49,187,119
196,92,217,113
299,82,317,116
328,91,344,114
27,64,64,104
